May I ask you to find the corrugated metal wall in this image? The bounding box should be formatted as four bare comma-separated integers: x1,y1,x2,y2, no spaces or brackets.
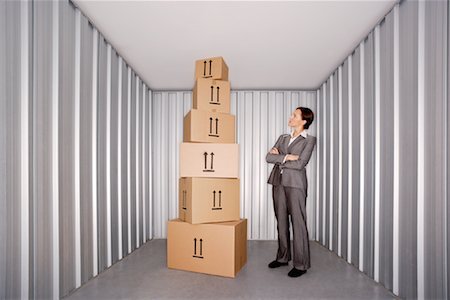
151,91,317,240
0,1,153,299
447,2,450,297
0,1,31,298
315,1,449,299
2,0,449,299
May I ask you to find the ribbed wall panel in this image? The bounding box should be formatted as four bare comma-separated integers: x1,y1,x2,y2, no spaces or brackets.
398,1,418,297
120,59,129,256
110,48,119,265
97,36,108,274
148,90,153,241
422,1,447,298
447,2,450,298
151,91,317,240
151,92,191,238
129,72,137,253
447,0,450,295
317,87,324,245
316,1,449,298
331,73,339,253
325,81,331,250
59,0,77,295
2,1,449,299
363,32,375,278
379,12,394,291
0,1,153,298
340,61,349,261
79,12,94,286
32,1,59,298
0,1,30,299
350,48,361,269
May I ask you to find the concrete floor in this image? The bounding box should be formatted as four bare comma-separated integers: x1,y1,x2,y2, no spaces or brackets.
65,240,397,299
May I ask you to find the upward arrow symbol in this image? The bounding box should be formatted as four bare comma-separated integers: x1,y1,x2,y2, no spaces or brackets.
193,237,204,258
210,152,214,169
209,117,213,134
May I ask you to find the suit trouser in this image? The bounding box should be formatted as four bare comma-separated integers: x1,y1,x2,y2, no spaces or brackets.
272,184,311,270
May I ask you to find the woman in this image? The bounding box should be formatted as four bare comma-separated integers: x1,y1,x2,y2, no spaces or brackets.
266,107,316,278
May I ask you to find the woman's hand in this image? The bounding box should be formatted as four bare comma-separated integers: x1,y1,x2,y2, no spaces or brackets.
285,154,299,161
270,148,279,154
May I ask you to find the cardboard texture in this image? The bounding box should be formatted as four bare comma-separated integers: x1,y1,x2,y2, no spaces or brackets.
167,219,247,278
183,109,235,143
179,143,239,178
179,178,240,224
195,57,229,81
168,56,247,279
192,78,231,113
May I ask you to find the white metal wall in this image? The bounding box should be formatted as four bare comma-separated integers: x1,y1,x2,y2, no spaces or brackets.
0,1,153,299
3,1,448,300
315,2,449,299
151,90,317,240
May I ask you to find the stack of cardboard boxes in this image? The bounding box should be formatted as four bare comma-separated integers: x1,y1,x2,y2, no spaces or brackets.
167,57,247,278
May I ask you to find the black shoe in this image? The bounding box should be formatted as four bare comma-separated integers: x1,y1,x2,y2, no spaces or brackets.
288,267,307,277
268,260,288,268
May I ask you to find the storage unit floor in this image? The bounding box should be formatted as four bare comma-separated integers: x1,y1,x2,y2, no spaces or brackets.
65,239,397,299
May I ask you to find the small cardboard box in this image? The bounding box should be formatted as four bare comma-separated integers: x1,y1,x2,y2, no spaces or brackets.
179,143,239,178
167,218,247,278
183,109,235,144
179,177,240,224
195,57,229,81
192,78,231,113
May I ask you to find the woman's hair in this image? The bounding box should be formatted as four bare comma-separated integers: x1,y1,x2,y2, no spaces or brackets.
296,107,314,129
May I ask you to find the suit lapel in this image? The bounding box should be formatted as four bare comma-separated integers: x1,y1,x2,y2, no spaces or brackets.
281,135,290,153
287,135,306,152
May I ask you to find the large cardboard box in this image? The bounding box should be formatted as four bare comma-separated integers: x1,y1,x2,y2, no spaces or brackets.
179,143,238,178
195,57,229,81
179,178,240,224
184,109,235,144
167,219,247,278
192,78,231,113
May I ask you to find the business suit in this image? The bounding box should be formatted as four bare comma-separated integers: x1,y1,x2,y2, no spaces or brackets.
266,133,316,270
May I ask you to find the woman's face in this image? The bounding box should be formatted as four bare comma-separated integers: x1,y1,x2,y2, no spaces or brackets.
288,109,305,128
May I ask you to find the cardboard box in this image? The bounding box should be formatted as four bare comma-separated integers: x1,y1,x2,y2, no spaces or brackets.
179,143,239,178
167,219,247,278
193,78,231,113
184,109,235,144
195,57,229,81
179,178,240,224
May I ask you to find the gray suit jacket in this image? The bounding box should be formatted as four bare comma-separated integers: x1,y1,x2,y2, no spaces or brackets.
266,133,317,192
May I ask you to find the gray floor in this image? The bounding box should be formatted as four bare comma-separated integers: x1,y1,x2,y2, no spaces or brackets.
65,240,397,299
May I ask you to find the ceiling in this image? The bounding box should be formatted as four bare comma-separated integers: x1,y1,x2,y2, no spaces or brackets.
72,0,397,91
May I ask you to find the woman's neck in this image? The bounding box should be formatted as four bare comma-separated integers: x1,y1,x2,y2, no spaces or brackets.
292,127,304,137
